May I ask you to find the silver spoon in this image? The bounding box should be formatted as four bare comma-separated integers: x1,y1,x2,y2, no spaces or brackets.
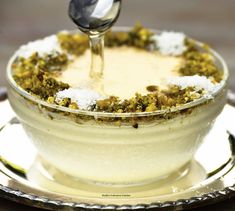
69,0,122,35
69,0,122,81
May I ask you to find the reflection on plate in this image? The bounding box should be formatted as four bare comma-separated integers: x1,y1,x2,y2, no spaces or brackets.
0,100,235,210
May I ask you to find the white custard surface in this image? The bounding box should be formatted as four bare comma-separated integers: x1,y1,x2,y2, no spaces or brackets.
57,47,183,99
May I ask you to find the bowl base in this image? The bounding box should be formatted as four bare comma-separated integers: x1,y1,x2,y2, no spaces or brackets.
27,157,204,195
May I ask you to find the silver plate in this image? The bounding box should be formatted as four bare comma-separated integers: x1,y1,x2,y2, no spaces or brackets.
1,99,235,210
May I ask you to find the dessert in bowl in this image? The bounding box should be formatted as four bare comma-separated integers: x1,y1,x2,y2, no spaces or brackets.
6,25,228,186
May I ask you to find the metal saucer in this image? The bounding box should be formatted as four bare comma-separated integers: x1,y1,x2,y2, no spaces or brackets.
0,99,235,210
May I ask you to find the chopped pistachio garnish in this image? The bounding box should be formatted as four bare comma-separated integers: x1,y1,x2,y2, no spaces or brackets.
58,97,71,107
69,102,79,110
47,96,55,104
105,23,154,48
13,52,68,73
146,85,159,92
94,87,204,113
38,52,68,72
180,39,223,83
12,52,70,100
57,32,89,56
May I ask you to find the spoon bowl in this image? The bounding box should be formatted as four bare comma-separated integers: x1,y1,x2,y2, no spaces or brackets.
69,0,122,35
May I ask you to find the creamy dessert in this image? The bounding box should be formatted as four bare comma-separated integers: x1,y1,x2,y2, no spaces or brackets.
7,25,228,186
11,25,223,114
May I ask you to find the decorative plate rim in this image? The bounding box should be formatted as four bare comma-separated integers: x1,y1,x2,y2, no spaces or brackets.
1,183,235,210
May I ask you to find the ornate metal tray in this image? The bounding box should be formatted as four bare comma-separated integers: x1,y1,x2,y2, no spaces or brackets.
0,90,235,210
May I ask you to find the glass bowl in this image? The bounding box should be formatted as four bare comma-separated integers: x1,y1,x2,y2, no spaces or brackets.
6,28,229,187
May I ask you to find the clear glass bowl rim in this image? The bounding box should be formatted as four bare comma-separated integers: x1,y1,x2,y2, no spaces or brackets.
6,27,229,118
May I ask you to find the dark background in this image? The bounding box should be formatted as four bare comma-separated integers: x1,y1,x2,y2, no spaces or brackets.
0,0,235,210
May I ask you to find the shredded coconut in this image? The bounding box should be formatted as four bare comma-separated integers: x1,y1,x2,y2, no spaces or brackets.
55,88,105,110
16,35,62,58
167,75,222,98
153,31,186,56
